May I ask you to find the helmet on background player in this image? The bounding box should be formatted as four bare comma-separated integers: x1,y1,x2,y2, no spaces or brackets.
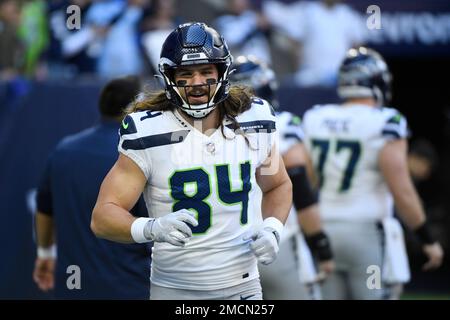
229,55,279,108
158,22,233,118
337,46,392,106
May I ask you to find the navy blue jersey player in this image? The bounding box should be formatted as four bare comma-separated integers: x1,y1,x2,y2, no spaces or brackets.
34,76,152,299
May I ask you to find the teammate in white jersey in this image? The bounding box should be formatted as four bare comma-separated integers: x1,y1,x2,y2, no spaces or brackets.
91,22,292,300
230,55,335,299
302,47,443,299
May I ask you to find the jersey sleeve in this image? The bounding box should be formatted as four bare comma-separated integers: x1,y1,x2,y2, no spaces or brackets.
233,97,279,167
278,113,304,155
381,111,410,141
118,114,152,179
299,108,315,153
253,98,278,165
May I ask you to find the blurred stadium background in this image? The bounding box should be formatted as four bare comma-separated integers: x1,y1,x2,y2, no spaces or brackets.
0,0,449,299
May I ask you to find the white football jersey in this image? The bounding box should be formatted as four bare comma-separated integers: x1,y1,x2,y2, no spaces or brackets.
253,111,304,240
118,98,278,290
276,111,305,155
275,111,305,239
302,104,409,222
274,111,319,284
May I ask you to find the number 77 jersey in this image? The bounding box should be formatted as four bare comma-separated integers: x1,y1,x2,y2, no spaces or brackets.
117,99,278,290
302,104,409,222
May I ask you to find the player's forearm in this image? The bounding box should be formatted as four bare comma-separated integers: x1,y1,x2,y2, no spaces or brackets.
35,211,55,247
297,204,322,236
379,140,426,230
392,184,426,230
261,178,292,224
91,202,137,243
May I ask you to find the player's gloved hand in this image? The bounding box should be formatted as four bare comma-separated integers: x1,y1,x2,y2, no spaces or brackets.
413,222,444,271
422,242,444,271
143,209,198,247
244,217,284,265
304,230,335,281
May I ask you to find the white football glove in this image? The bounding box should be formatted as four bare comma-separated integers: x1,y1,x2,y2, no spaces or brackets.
143,209,198,247
244,217,283,265
244,228,279,265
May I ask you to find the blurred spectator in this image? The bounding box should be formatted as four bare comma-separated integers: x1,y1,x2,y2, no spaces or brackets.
214,0,272,64
140,0,180,75
407,138,446,246
33,75,152,299
408,139,438,186
263,0,365,87
47,0,150,79
407,139,444,223
98,0,151,79
0,0,25,80
46,0,98,78
0,0,33,116
402,138,448,295
18,0,48,78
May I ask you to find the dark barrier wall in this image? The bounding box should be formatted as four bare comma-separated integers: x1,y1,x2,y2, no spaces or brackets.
0,81,102,298
278,82,340,116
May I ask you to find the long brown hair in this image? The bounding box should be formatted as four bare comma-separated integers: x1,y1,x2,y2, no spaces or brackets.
127,85,255,141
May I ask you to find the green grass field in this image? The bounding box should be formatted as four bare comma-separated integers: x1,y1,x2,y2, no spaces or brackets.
401,293,450,300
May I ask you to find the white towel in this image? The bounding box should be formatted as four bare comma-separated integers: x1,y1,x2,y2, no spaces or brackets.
381,217,411,284
296,233,318,284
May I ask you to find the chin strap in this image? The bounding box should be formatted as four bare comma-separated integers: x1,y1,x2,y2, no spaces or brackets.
181,104,217,118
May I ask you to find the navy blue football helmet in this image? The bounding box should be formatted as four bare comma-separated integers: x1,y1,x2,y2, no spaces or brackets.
158,22,233,118
229,55,279,108
338,47,392,105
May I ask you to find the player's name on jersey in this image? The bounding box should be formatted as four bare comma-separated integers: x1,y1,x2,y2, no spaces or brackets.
322,118,351,132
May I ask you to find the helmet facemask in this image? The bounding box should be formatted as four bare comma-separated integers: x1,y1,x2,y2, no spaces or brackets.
160,61,232,118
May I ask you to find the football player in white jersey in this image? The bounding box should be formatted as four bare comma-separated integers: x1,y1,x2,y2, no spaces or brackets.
91,22,293,300
230,55,335,299
302,47,443,299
